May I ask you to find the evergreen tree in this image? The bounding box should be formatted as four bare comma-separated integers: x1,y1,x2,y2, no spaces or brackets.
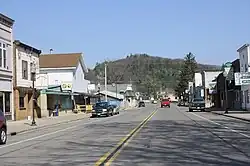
175,52,198,97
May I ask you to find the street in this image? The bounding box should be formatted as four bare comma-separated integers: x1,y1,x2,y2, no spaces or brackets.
1,104,250,166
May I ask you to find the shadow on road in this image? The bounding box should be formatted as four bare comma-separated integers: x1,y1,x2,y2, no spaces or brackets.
1,119,250,166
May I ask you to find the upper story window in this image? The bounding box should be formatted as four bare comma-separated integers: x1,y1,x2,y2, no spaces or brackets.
243,54,245,59
22,60,28,80
0,42,7,69
246,64,248,72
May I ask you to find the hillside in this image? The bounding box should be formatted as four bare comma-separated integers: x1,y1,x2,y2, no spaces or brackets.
86,54,220,93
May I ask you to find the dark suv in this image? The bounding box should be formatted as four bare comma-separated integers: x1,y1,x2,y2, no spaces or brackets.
0,110,7,144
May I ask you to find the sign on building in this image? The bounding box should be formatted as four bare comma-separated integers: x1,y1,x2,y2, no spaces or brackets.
61,83,72,91
234,72,250,85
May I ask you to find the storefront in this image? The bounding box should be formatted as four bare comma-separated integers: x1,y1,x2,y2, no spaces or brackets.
0,91,12,120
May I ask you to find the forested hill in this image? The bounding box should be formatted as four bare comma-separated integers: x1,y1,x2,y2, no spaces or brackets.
86,54,220,92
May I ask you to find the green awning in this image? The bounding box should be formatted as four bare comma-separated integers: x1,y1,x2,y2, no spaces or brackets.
42,90,71,95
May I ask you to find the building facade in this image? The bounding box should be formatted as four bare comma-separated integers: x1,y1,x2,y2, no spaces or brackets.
215,59,241,110
237,44,250,110
36,53,90,117
13,40,41,120
0,14,14,120
201,71,222,108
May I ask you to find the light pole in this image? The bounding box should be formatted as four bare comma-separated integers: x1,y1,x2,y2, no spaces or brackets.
223,62,232,114
104,63,107,102
31,62,37,126
97,83,101,102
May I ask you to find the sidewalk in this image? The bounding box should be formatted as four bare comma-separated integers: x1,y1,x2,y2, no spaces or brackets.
7,111,91,135
210,109,250,122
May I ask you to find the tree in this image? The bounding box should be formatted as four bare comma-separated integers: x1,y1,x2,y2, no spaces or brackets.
175,52,197,97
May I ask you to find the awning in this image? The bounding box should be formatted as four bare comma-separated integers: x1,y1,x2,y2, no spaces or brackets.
72,92,99,98
42,90,71,96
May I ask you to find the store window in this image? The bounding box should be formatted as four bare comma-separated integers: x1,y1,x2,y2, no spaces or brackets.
5,92,10,113
19,92,25,109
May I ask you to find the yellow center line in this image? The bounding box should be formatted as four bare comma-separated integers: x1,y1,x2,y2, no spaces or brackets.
95,109,158,166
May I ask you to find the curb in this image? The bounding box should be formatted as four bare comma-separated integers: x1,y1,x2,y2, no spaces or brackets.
8,114,91,136
211,111,250,122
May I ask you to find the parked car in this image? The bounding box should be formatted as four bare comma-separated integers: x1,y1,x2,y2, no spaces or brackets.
138,101,145,107
0,110,7,144
189,98,205,112
152,100,157,104
161,99,170,108
92,101,114,117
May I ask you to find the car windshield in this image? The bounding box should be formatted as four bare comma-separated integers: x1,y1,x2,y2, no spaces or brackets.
162,99,169,102
193,98,204,102
95,102,108,107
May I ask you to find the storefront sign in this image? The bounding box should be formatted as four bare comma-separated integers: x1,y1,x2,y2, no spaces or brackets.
235,72,250,85
61,83,72,90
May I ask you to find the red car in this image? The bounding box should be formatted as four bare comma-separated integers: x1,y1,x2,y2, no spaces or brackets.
161,99,170,108
0,110,7,144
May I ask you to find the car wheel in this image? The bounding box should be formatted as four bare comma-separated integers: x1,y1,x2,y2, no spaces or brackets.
189,109,193,112
0,128,7,145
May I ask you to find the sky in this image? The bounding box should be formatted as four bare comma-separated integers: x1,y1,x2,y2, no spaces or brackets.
1,0,250,68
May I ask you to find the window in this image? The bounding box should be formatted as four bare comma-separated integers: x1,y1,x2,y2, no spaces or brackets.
5,92,10,113
0,48,2,67
22,60,28,79
245,64,248,72
19,92,25,109
3,50,6,68
19,96,25,108
30,62,33,80
0,42,7,68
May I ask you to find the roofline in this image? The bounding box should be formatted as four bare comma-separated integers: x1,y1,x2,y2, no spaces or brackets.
40,52,82,56
14,40,41,55
237,44,250,52
79,54,88,73
40,67,76,70
0,13,14,27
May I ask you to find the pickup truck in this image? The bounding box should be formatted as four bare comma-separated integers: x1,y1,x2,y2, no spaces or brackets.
92,101,114,117
189,98,205,112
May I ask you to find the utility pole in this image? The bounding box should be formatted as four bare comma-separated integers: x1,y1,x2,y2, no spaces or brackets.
105,63,107,102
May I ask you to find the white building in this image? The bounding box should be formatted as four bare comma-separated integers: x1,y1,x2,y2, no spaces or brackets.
0,13,14,120
237,44,250,109
36,53,90,116
194,72,202,87
13,40,41,120
201,71,221,108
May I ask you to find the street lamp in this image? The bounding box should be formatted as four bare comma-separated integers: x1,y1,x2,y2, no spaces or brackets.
31,62,37,126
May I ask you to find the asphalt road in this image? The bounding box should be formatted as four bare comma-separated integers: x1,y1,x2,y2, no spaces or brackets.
1,104,250,166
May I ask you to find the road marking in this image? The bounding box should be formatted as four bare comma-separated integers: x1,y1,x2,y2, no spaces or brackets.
95,109,158,166
190,112,250,138
0,117,110,149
